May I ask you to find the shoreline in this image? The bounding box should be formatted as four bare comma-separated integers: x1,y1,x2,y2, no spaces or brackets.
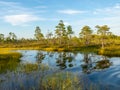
0,46,120,57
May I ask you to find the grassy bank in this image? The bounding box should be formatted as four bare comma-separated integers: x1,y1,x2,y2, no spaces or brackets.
0,48,22,60
99,45,120,57
1,44,120,57
41,72,81,90
43,45,99,52
0,46,99,52
0,61,81,90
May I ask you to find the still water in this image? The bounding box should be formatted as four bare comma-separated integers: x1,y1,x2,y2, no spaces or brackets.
1,50,120,90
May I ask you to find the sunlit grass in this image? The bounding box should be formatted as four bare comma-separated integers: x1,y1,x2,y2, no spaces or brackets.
0,48,21,61
0,62,81,90
41,72,81,90
0,48,21,73
0,48,12,54
0,52,21,60
99,45,120,57
17,63,49,73
1,42,120,57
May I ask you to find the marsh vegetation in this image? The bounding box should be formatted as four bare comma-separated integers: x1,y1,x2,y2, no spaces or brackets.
0,20,120,90
0,50,120,89
0,20,120,57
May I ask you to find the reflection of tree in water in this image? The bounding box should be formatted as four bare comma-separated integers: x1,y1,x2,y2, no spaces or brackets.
36,51,45,64
56,52,75,70
94,56,112,69
81,53,112,74
47,52,54,57
81,53,93,74
35,51,112,73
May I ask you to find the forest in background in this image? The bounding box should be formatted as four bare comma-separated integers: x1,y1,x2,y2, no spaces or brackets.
0,20,120,56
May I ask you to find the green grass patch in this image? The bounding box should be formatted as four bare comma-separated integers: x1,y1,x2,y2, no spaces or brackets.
99,45,120,57
0,52,22,60
41,72,81,90
18,63,49,73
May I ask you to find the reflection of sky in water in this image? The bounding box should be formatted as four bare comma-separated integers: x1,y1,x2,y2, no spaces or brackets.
109,57,120,66
18,50,120,70
16,50,120,89
88,66,120,89
18,50,38,63
19,51,83,69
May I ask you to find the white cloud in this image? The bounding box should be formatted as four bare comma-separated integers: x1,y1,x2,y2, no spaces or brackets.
70,16,120,36
57,9,86,15
0,1,47,26
64,22,70,26
93,3,120,16
3,14,44,26
0,1,47,16
34,6,47,9
114,3,120,9
0,1,30,16
0,1,20,7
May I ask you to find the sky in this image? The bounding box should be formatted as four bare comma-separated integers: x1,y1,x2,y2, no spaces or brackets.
0,0,120,38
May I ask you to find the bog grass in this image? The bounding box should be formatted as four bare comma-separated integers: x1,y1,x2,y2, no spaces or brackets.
0,62,82,90
0,48,21,60
99,45,120,57
1,43,120,57
41,72,81,90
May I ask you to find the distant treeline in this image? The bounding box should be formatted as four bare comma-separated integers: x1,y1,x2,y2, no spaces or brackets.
0,20,119,50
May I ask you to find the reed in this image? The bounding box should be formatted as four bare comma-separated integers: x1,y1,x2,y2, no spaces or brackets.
99,45,120,57
0,52,21,60
41,72,81,90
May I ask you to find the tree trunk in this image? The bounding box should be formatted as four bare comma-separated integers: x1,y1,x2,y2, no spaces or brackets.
101,38,104,49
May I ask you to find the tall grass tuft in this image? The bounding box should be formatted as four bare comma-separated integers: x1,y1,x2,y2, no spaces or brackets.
0,52,22,60
41,72,81,90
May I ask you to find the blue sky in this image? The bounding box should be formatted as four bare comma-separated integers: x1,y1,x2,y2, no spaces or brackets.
0,0,120,38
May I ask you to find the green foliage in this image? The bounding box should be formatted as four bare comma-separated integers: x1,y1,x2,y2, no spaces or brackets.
6,32,17,42
17,63,49,73
0,52,21,60
0,52,21,73
42,72,81,90
99,45,120,57
67,25,74,38
80,25,92,37
95,25,111,48
46,30,53,39
96,25,110,35
0,34,4,42
34,26,44,40
55,20,66,37
1,20,120,57
79,26,93,46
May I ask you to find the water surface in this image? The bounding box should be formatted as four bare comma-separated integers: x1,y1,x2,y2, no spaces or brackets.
1,50,120,90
